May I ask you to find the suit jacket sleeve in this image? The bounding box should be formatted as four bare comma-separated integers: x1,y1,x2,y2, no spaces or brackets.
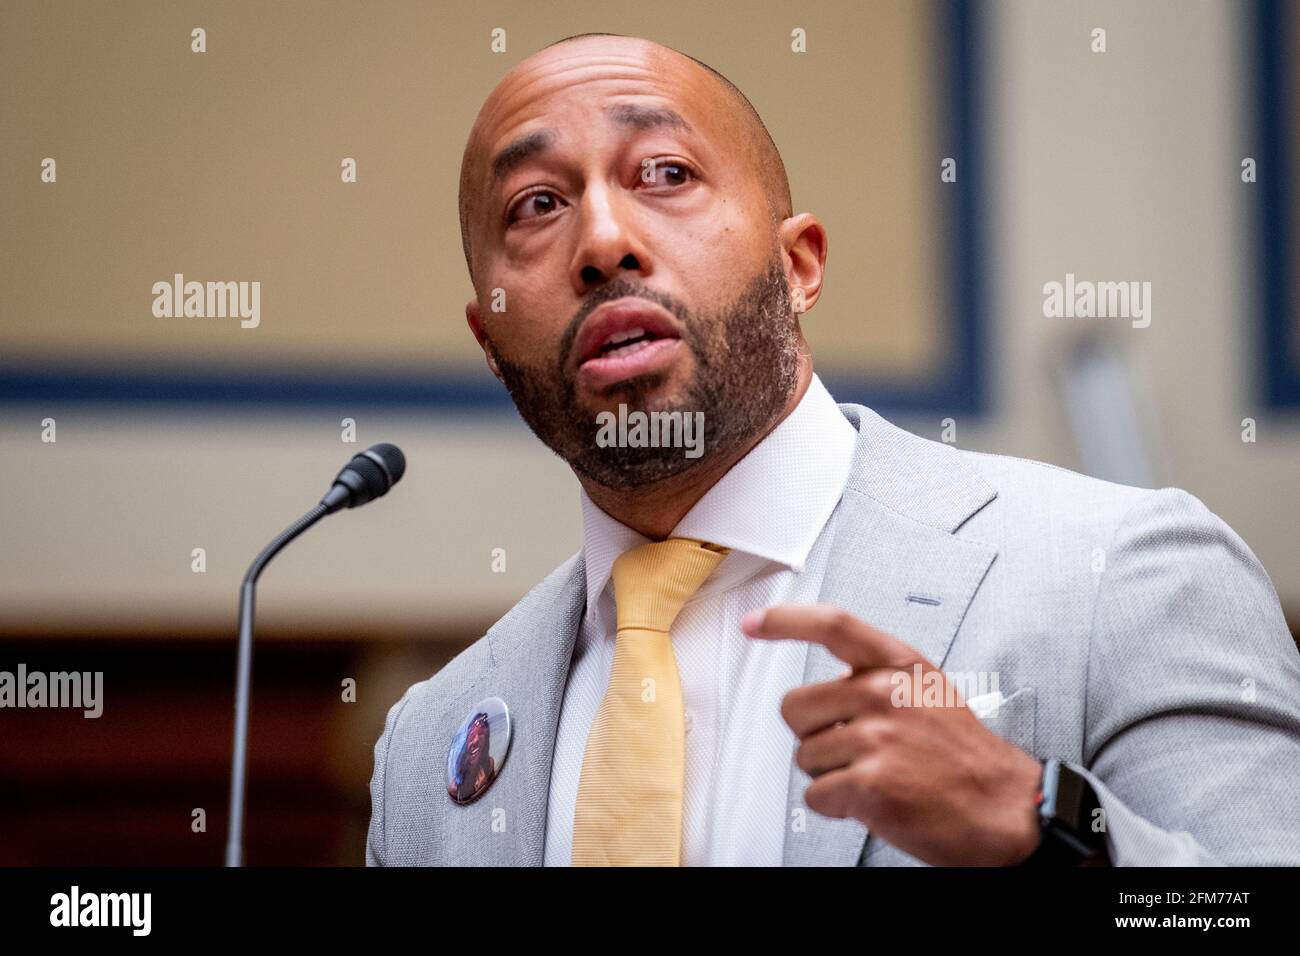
1076,486,1300,865
366,692,414,866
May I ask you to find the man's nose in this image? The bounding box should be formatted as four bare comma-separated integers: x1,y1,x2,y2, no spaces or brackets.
569,183,651,294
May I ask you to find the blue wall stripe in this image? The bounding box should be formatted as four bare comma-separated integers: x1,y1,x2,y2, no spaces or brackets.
1257,0,1299,409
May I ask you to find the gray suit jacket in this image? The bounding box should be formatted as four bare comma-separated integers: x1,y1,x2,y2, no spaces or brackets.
367,402,1300,866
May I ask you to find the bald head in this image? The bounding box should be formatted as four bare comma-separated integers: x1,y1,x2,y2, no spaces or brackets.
457,33,792,284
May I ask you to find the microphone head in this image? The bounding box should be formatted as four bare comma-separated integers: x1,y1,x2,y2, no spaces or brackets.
323,443,407,511
364,442,406,487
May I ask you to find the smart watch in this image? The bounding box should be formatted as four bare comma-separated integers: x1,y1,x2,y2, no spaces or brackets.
1016,758,1110,866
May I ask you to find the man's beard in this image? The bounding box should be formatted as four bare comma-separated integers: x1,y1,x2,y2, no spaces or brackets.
489,249,800,492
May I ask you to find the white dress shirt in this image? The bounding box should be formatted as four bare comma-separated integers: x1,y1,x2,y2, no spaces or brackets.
542,373,858,866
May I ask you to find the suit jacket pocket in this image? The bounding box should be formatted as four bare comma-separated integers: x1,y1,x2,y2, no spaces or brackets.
861,685,1040,866
969,685,1038,759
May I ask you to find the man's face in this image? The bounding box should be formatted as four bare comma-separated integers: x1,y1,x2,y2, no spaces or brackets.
463,37,802,489
466,718,487,763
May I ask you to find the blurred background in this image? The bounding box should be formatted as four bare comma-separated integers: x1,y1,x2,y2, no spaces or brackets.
1,0,1297,864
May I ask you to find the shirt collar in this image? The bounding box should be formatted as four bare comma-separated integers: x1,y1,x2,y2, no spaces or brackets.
579,373,858,616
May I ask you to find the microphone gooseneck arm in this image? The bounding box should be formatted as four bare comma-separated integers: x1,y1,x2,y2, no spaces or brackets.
223,442,405,867
224,502,329,868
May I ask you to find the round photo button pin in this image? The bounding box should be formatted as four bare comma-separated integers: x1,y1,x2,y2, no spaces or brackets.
447,697,511,805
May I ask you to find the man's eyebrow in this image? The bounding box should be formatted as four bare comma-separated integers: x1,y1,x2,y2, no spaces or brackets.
605,103,692,134
490,128,556,185
487,105,693,186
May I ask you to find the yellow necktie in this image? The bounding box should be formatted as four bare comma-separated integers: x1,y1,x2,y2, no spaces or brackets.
571,537,730,866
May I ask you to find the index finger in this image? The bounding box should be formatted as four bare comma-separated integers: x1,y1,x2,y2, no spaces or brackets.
741,603,922,672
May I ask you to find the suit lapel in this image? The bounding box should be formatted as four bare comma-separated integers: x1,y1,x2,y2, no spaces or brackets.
783,404,999,866
439,554,587,865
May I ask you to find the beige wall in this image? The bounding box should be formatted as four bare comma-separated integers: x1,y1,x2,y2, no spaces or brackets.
0,0,949,379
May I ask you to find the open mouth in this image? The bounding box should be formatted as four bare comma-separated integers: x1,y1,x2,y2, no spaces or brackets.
592,327,664,361
571,298,686,389
574,300,683,370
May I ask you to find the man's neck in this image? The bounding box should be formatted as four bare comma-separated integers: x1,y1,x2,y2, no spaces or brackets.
578,358,814,540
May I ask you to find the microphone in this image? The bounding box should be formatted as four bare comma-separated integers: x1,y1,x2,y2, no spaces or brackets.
224,443,407,867
320,442,407,513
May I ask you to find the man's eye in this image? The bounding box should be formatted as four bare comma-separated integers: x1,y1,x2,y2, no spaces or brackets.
507,190,563,225
640,160,696,187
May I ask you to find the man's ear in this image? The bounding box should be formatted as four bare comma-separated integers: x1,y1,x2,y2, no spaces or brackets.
778,213,828,316
466,298,503,381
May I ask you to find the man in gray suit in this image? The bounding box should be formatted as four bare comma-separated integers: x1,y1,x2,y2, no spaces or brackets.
367,33,1300,866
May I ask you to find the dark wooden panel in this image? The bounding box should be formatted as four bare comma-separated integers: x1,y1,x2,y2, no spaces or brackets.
0,635,461,865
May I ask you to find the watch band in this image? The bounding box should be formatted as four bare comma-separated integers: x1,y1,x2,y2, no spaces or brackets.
1017,758,1109,866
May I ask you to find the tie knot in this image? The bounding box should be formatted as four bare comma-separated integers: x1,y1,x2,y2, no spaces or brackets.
610,537,730,633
